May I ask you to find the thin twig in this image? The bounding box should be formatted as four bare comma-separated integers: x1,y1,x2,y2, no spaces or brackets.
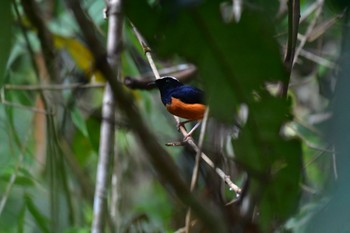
4,83,105,91
331,145,338,180
191,109,209,190
284,0,300,70
0,132,30,216
298,48,336,69
0,100,51,114
129,22,160,79
304,145,333,168
12,0,40,79
185,108,210,233
175,220,197,233
282,0,300,97
307,13,344,42
300,0,323,23
12,0,51,116
177,119,241,193
124,64,197,90
20,0,59,83
293,0,324,67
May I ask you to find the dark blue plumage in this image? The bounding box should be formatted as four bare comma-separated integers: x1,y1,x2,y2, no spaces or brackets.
153,76,206,138
155,76,205,106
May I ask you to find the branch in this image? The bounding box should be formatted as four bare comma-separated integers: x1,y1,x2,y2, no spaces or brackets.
106,4,124,230
63,0,228,232
4,83,105,91
282,0,300,97
20,0,59,83
124,64,197,90
185,108,210,232
92,84,115,233
293,0,324,66
91,0,123,232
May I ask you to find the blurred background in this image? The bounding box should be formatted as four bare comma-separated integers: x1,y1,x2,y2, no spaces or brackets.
0,0,348,232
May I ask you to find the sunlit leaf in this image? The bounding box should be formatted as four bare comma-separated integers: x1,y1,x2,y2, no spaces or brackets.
53,35,105,82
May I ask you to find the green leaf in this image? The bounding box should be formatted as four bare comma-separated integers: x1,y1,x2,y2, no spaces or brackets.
24,194,50,233
71,107,88,137
86,113,101,153
0,173,35,187
53,34,105,82
125,1,286,123
63,227,89,233
17,204,26,233
233,94,302,230
0,0,12,88
72,127,93,165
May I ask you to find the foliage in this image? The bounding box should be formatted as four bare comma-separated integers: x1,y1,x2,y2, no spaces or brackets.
0,0,346,232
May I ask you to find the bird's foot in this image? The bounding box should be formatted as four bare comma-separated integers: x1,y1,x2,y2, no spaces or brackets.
182,121,202,142
183,133,193,142
176,120,191,131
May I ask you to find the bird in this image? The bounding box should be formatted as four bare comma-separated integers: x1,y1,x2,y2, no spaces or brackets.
151,76,207,140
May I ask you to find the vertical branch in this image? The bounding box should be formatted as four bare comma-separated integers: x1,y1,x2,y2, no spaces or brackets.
19,0,64,231
108,0,123,231
282,0,300,97
20,0,59,83
92,85,115,233
91,1,123,233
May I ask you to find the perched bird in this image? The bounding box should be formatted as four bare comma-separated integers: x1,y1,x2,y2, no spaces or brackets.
151,76,206,140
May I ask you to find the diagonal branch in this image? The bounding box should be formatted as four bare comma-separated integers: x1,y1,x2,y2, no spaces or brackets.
293,0,324,67
282,0,300,97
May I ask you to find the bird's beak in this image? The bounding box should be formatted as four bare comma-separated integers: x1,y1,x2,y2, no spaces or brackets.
147,80,157,88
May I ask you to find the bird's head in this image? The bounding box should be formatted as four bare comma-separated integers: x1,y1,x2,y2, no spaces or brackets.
153,76,183,93
148,76,184,104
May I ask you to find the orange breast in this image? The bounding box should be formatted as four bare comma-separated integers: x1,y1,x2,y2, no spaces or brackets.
166,97,206,120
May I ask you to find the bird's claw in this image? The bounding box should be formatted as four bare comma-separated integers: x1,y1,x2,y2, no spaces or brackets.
183,133,192,142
